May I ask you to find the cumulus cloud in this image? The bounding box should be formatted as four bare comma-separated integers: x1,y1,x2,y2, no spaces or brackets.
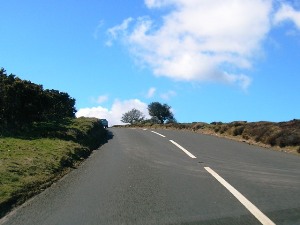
274,3,300,29
76,99,150,126
107,0,274,89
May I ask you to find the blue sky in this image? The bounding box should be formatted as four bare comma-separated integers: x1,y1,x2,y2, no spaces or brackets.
1,0,299,126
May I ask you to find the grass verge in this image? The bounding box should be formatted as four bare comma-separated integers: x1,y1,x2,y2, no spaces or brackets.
0,117,108,217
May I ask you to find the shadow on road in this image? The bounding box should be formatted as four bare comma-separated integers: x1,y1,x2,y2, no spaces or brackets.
97,129,114,147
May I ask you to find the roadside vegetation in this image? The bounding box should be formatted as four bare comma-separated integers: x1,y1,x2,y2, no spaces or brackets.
0,68,76,133
0,68,108,217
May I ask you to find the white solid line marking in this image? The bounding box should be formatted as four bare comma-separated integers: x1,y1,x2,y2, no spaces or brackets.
169,140,197,159
143,128,148,131
204,167,276,225
151,131,166,138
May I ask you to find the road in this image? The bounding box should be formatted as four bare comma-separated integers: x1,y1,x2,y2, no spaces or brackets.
1,128,299,225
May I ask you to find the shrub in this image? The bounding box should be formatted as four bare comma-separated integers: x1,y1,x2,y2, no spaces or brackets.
231,121,247,127
210,121,223,125
232,126,245,136
214,126,220,132
0,68,76,133
242,134,249,140
266,135,277,146
192,123,207,130
219,126,228,134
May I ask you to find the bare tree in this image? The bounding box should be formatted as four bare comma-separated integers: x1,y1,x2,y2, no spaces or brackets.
121,108,145,124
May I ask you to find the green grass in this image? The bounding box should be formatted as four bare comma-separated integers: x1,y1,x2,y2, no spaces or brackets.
0,138,87,202
0,117,107,217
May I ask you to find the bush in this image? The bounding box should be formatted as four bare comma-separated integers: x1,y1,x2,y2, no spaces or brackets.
210,121,223,125
219,126,228,134
191,123,207,131
214,126,220,132
232,126,245,136
242,134,249,140
266,135,277,146
0,68,76,132
231,121,247,127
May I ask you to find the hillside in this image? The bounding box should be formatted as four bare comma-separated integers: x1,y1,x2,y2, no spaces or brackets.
0,117,108,218
0,68,109,217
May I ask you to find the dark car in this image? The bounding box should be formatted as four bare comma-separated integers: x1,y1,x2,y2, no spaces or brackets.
100,119,108,128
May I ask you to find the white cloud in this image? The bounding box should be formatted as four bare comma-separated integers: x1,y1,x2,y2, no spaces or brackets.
145,0,171,8
107,0,273,89
106,17,133,46
76,99,150,126
274,3,300,29
146,87,156,98
76,106,109,120
95,95,109,104
208,71,252,90
93,20,104,40
90,95,109,104
160,90,176,100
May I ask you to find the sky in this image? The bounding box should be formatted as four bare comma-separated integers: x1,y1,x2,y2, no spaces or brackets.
1,0,299,126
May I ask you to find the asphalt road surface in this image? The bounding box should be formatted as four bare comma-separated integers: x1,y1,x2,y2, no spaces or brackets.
1,128,299,225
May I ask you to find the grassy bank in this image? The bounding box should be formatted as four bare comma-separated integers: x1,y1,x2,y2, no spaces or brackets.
120,119,300,154
0,117,107,217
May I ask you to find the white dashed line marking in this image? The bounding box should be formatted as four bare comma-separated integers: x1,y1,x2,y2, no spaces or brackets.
151,131,166,138
169,140,197,159
204,167,276,225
